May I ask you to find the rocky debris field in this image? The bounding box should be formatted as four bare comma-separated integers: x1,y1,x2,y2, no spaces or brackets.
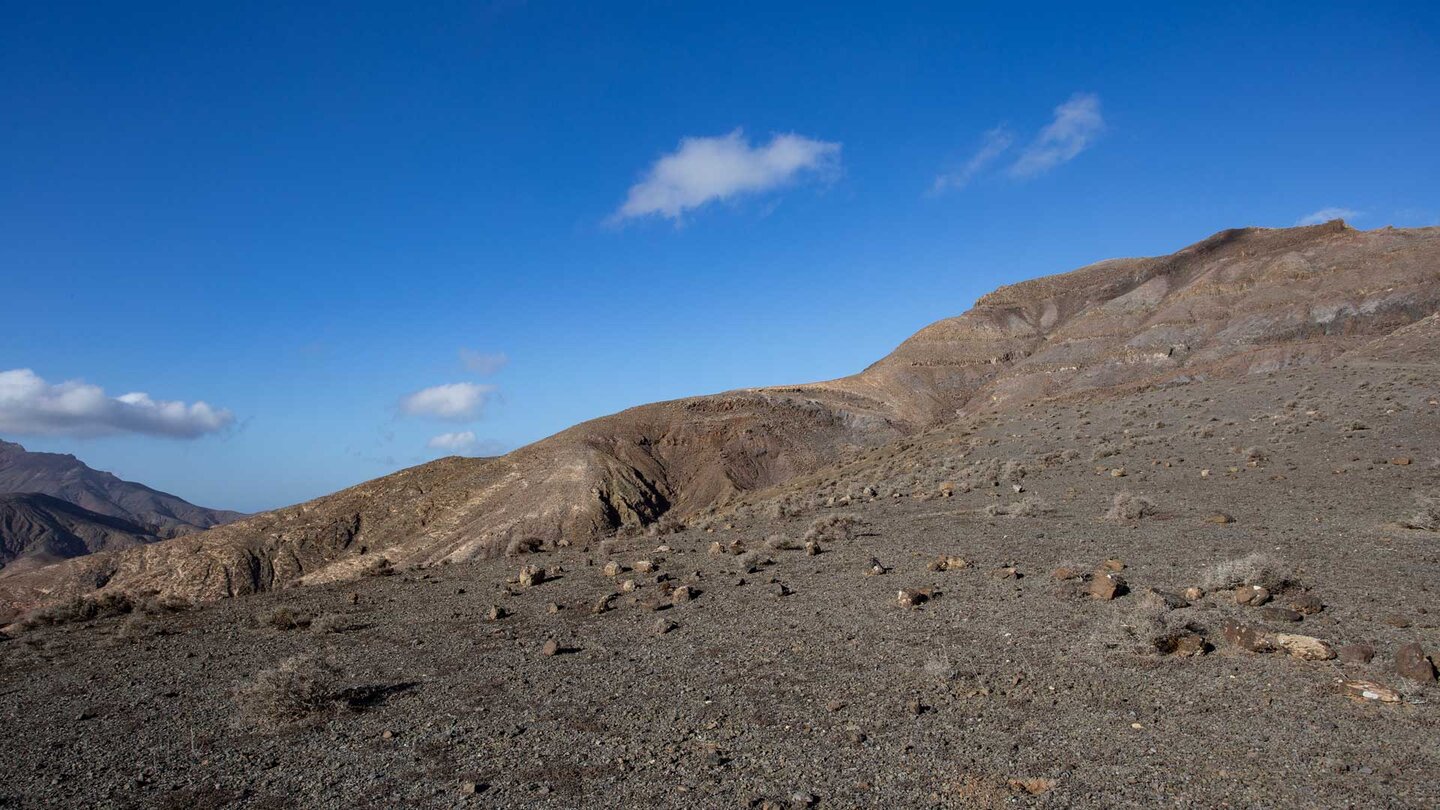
1,362,1437,808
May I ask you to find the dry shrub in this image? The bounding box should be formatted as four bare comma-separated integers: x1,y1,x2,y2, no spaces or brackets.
504,537,543,557
1200,552,1297,592
361,556,395,576
764,533,799,551
803,515,861,544
983,497,1051,518
311,613,355,634
233,655,340,727
260,606,309,631
1402,495,1439,531
1104,491,1155,521
21,592,135,628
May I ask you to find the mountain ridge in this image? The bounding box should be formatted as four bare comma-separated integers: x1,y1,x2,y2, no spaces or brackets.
2,220,1436,617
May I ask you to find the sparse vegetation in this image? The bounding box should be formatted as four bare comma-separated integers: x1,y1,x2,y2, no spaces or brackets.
803,515,861,543
232,655,341,727
260,606,309,630
983,497,1051,518
1402,495,1439,531
1200,552,1297,592
1104,491,1156,521
21,592,135,628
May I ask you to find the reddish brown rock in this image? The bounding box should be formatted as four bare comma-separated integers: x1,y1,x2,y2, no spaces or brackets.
1395,643,1437,682
1221,620,1273,653
1338,643,1375,664
1260,606,1303,623
1089,572,1126,600
1235,585,1271,606
1289,593,1324,615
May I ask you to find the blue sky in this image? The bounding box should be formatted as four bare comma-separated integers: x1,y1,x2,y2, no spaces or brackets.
2,2,1436,512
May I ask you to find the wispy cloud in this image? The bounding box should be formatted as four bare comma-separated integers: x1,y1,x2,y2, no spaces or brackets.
426,431,506,456
612,129,841,222
427,430,478,450
932,126,1014,194
1008,92,1105,178
0,368,234,439
1296,207,1362,226
458,349,507,375
399,382,495,421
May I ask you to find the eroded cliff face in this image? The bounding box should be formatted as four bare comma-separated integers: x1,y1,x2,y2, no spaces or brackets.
3,222,1436,613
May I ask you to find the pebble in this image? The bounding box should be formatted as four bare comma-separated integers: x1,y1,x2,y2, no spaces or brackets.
653,619,678,635
1260,606,1303,623
1338,643,1375,664
1235,585,1271,606
541,639,560,657
484,605,506,622
1289,593,1324,615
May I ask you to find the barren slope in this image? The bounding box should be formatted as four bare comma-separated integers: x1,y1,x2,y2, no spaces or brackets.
2,221,1436,612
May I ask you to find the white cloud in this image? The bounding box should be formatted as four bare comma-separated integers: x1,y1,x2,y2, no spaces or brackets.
932,126,1014,193
1296,207,1362,226
458,349,507,375
400,382,495,421
1009,93,1105,178
613,129,841,222
427,430,477,450
0,368,234,439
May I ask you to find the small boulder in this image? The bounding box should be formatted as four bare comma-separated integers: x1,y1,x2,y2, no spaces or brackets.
670,585,695,605
1205,512,1235,524
865,559,887,576
518,565,545,587
1274,633,1336,661
540,639,560,657
592,593,617,615
484,605,506,622
896,589,928,609
1099,558,1126,572
1235,585,1271,606
1260,606,1303,623
1395,643,1437,682
653,619,678,635
602,560,623,578
633,560,656,573
1088,572,1126,600
1183,586,1205,601
1338,643,1375,664
1342,680,1402,703
1050,567,1082,581
1221,620,1273,653
805,541,821,556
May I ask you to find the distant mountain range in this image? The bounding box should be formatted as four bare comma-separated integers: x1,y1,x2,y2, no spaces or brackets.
0,440,243,575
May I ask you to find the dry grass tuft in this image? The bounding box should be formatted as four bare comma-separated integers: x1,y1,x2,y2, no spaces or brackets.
1104,491,1155,521
232,654,341,728
1199,552,1297,592
1402,495,1439,531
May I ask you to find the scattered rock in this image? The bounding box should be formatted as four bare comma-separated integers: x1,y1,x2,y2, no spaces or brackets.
1205,512,1235,524
1140,587,1189,610
633,560,656,573
897,589,928,609
707,541,725,556
1099,558,1125,572
1260,606,1303,623
1274,633,1336,660
1338,643,1375,664
1183,586,1205,601
865,559,887,576
1050,567,1082,581
1153,628,1209,656
602,561,623,578
1382,615,1412,629
905,698,925,716
771,583,792,598
991,566,1021,580
805,541,821,556
518,565,545,587
541,639,560,657
670,585,695,605
1390,457,1412,466
484,605,506,622
1342,680,1402,703
1089,572,1126,600
1395,643,1436,682
592,594,617,615
460,780,487,795
620,579,637,593
653,619,677,635
1289,593,1324,615
1221,620,1273,653
1235,585,1271,606
546,602,562,614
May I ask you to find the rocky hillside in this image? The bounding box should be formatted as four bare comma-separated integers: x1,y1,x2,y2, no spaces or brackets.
0,440,244,537
0,493,158,576
1,221,1436,613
